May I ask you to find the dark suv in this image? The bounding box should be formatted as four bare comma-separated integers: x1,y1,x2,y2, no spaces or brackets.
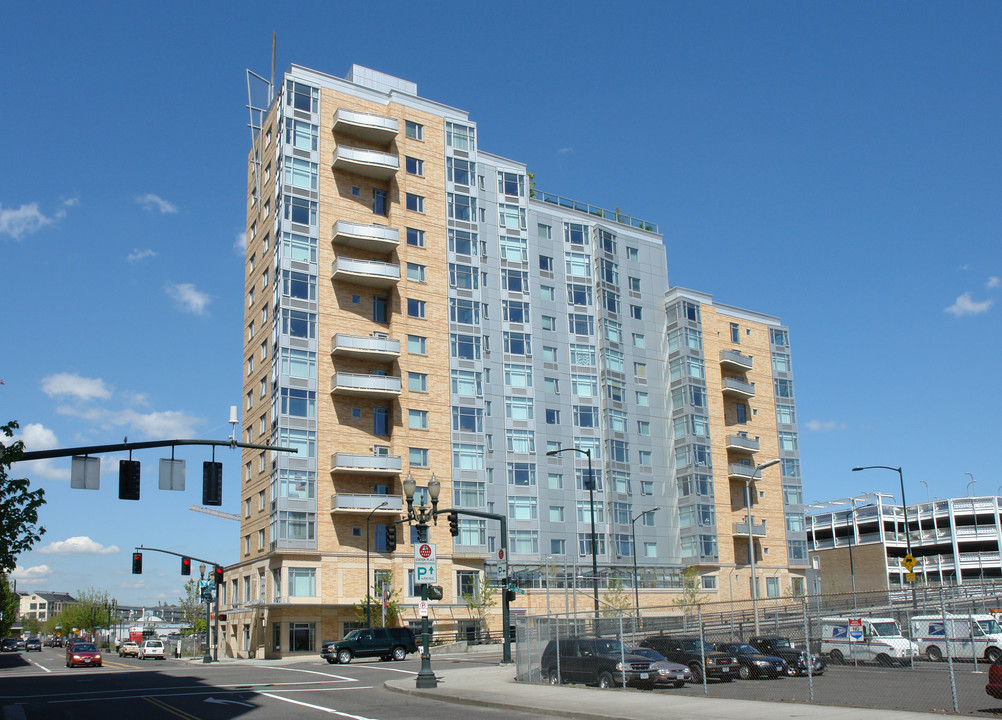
640,635,738,683
749,636,825,676
540,637,657,688
321,627,417,664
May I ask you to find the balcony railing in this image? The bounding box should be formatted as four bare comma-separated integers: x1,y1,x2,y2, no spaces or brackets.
722,377,755,399
734,521,767,537
531,189,658,234
719,349,754,371
331,334,400,361
331,256,400,288
726,434,759,453
728,464,757,480
330,372,401,398
330,492,404,513
332,108,398,144
330,452,402,476
332,220,399,253
332,145,399,180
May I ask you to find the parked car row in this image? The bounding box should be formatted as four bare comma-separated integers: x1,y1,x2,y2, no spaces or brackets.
2,637,43,652
540,634,825,689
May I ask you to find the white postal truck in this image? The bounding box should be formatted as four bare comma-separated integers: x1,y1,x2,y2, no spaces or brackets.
821,617,919,666
909,614,1002,662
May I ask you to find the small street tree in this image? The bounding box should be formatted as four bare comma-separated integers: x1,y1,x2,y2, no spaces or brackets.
462,572,496,641
601,578,633,617
1,421,47,574
672,566,705,629
178,579,203,634
0,575,19,639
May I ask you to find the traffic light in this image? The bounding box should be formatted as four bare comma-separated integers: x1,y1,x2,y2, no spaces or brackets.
386,525,397,553
181,557,191,575
132,552,143,574
214,566,223,585
448,511,459,537
202,461,223,506
119,460,141,500
505,589,516,603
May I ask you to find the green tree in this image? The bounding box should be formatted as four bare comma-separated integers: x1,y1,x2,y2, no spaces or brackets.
59,588,110,638
601,578,633,617
0,574,19,639
178,579,203,633
461,572,496,641
672,566,705,626
353,587,403,627
1,421,47,574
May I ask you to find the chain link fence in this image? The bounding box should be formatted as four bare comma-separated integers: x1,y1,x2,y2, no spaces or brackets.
515,583,1002,715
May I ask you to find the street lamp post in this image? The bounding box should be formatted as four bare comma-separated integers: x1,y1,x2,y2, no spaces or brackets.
747,459,780,637
365,500,389,629
199,563,211,663
402,473,441,689
546,448,600,622
852,465,917,609
631,507,659,625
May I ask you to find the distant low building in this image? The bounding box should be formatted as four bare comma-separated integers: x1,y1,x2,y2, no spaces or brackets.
18,592,77,623
807,493,1001,593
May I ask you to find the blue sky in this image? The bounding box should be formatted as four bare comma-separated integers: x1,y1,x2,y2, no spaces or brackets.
2,2,999,606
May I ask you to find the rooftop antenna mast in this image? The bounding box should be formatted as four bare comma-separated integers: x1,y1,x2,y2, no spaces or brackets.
245,34,276,218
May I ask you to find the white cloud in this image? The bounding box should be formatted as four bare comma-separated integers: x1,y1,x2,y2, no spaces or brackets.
41,372,112,401
136,193,178,214
945,292,994,317
806,420,846,432
38,536,119,555
11,423,70,481
127,248,157,262
988,277,1000,289
233,231,247,255
11,564,52,581
55,405,203,438
165,282,211,315
558,147,575,154
0,202,55,240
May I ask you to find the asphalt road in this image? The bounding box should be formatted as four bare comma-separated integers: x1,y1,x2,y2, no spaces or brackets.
0,648,553,720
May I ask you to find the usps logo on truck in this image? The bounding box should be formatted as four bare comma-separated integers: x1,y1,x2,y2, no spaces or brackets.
928,622,945,636
832,625,848,639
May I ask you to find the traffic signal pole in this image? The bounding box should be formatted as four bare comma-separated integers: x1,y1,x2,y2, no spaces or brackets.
439,507,511,664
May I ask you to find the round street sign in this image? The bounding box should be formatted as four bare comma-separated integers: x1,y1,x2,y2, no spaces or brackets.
419,543,433,559
497,548,505,562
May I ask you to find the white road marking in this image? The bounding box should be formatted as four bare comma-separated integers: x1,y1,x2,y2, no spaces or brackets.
27,659,51,673
260,691,382,719
48,686,370,704
1,679,355,701
262,666,355,680
333,664,417,675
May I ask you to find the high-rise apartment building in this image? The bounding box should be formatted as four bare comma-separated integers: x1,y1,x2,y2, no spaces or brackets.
227,63,805,658
664,289,808,600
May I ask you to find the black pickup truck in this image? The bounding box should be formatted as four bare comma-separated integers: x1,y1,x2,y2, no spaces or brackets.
640,635,738,683
748,635,825,676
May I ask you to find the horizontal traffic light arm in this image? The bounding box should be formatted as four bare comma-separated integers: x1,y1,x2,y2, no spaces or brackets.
16,437,298,462
135,545,220,570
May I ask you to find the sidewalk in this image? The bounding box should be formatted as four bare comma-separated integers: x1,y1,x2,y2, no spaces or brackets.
384,664,938,720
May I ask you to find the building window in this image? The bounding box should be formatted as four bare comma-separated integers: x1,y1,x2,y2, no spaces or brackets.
407,335,427,355
539,254,553,271
446,122,475,151
452,369,483,397
450,298,480,325
497,171,525,197
449,229,478,255
630,304,643,320
541,315,556,331
405,120,423,140
409,447,429,468
498,203,525,230
407,299,426,318
405,156,424,176
450,263,479,289
450,333,481,360
730,322,740,343
282,270,316,301
284,196,317,226
408,409,428,430
626,246,639,261
452,406,483,433
288,622,315,652
374,406,390,435
406,193,424,212
287,81,318,113
568,314,594,336
284,158,318,190
406,227,425,247
277,510,316,540
540,285,555,301
503,332,530,355
448,157,475,185
449,193,475,221
453,443,485,470
504,396,533,421
280,388,316,418
507,463,536,486
407,263,426,282
564,223,588,245
281,309,316,339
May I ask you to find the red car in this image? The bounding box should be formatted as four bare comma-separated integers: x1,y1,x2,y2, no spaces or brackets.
987,658,1002,699
66,642,102,668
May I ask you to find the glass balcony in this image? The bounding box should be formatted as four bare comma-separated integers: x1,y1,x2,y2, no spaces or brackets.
331,256,400,288
719,349,753,372
332,220,399,253
725,434,759,453
331,372,401,398
722,377,755,399
330,492,404,513
331,334,400,362
332,108,398,145
332,145,399,180
733,521,767,537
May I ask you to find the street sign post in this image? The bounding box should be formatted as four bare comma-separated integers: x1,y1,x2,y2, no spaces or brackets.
848,618,863,642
